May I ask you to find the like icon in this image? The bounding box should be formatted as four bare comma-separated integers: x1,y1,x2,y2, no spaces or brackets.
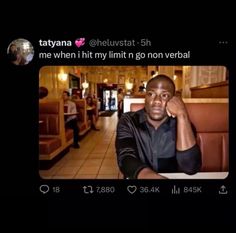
127,185,137,194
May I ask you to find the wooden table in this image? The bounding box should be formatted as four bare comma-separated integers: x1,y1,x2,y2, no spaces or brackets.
159,172,228,179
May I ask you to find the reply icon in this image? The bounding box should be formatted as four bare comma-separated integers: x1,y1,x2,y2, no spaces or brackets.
39,185,50,194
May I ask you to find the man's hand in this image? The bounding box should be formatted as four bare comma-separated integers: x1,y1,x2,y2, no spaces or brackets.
137,168,167,179
166,96,187,118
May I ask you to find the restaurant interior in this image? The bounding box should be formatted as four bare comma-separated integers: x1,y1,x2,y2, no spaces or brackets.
39,66,228,179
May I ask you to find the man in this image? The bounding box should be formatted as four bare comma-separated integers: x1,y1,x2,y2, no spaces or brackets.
63,91,80,149
117,88,124,119
115,74,201,179
138,81,146,92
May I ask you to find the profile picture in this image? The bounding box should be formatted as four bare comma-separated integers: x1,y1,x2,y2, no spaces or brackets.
7,38,34,65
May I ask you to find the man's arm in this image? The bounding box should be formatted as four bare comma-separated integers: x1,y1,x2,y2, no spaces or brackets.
166,96,195,150
116,113,146,179
166,97,201,174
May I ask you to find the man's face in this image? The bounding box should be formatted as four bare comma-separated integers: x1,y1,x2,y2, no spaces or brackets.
145,79,174,121
87,97,92,104
63,92,69,101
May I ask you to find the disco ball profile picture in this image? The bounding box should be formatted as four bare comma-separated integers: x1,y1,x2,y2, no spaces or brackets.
7,38,34,65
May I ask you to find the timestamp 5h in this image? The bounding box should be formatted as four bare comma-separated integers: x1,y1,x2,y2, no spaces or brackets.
138,39,151,46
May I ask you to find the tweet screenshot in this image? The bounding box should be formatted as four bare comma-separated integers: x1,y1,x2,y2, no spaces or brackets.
3,35,234,228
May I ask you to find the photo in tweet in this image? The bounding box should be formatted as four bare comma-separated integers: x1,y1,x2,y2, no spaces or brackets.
38,65,228,180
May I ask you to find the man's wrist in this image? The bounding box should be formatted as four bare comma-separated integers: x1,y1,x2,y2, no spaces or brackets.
176,111,188,119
